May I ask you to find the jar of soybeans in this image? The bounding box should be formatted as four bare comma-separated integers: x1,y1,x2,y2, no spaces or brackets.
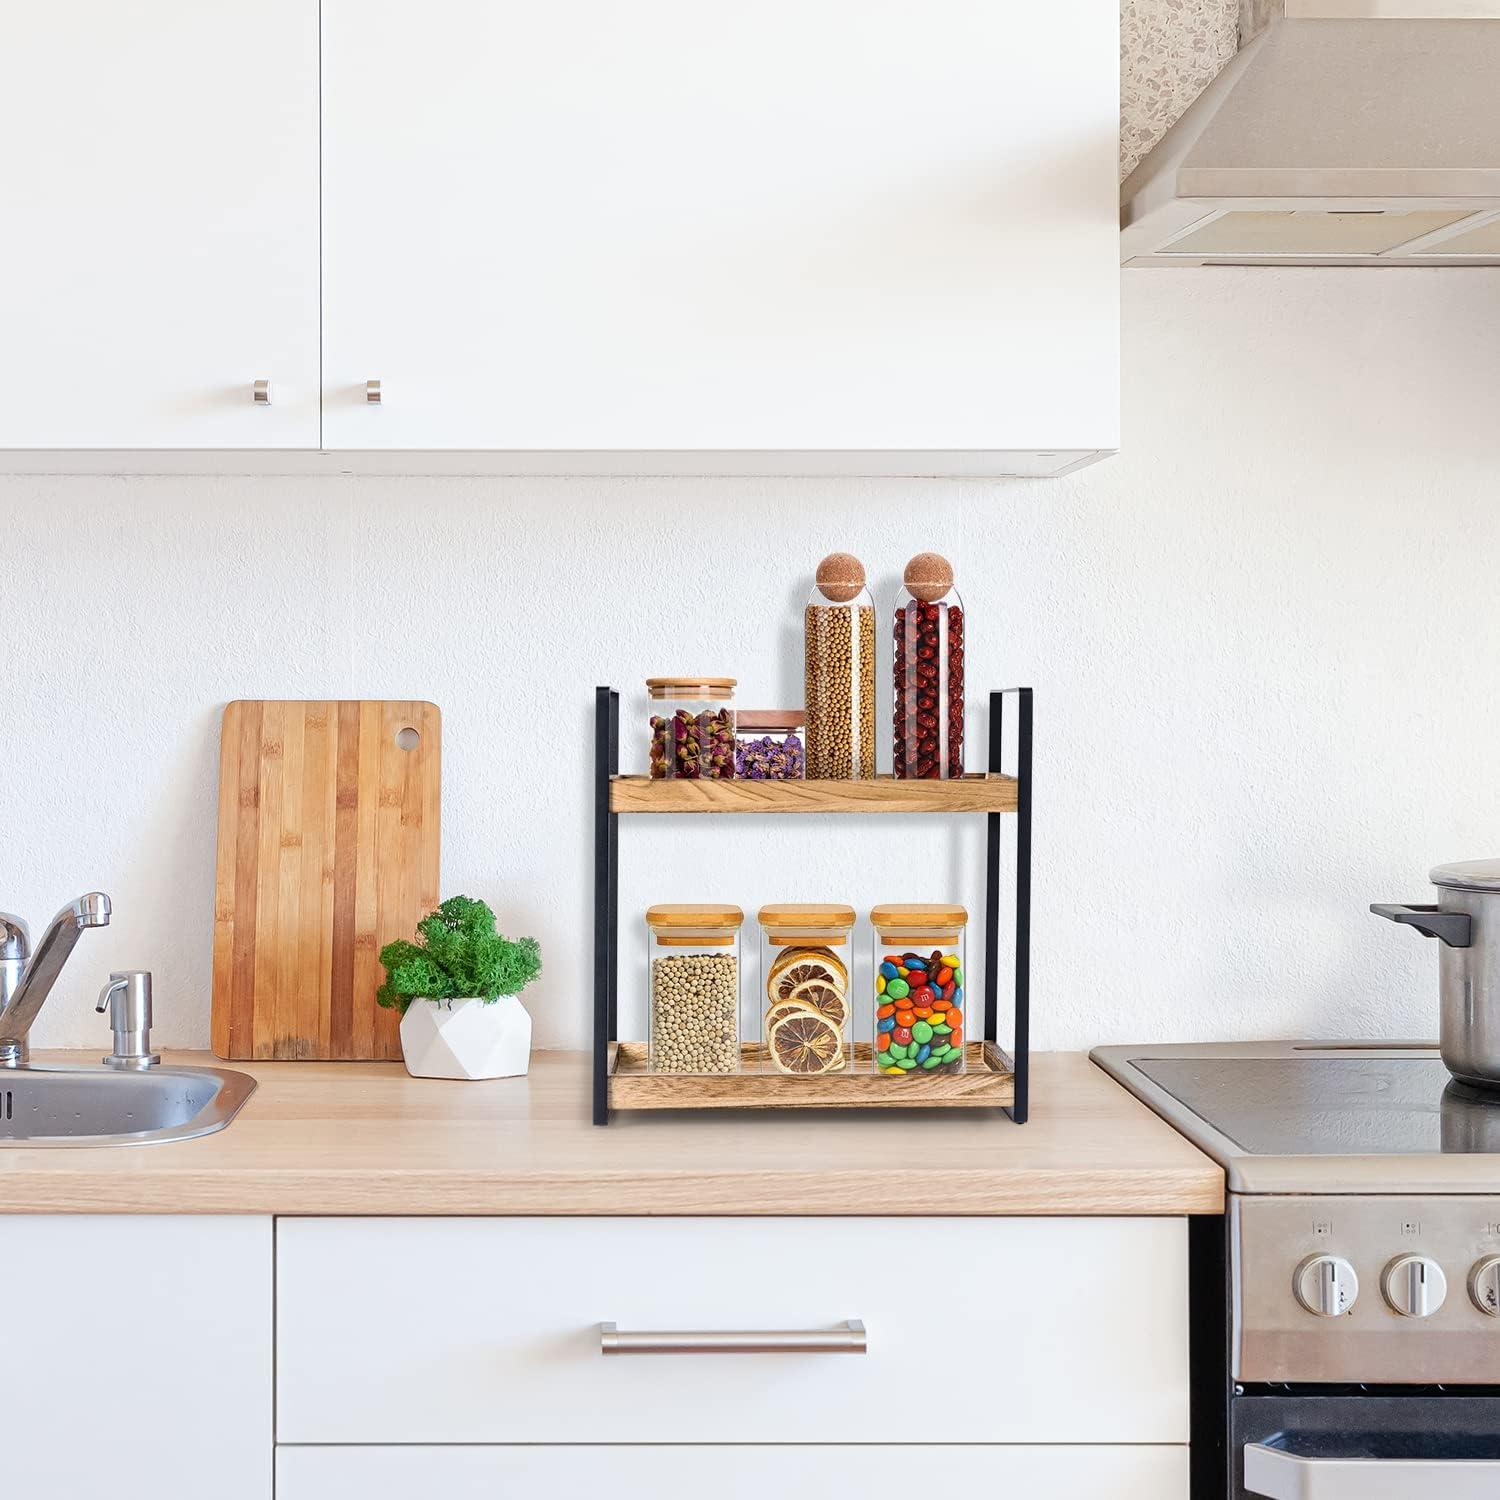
804,554,876,780
892,553,965,780
646,904,743,1073
870,904,967,1076
758,904,854,1075
646,678,737,780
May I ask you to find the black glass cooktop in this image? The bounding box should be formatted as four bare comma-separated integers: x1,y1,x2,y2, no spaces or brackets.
1135,1055,1500,1156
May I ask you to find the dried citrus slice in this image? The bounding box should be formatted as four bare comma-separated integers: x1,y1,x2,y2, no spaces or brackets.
764,998,817,1034
785,978,849,1031
767,956,847,1005
767,1010,844,1075
769,945,846,986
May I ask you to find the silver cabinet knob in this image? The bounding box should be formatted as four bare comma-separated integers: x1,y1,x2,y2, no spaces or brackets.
1382,1254,1446,1318
1294,1254,1358,1317
253,379,271,406
366,380,382,405
1470,1257,1500,1316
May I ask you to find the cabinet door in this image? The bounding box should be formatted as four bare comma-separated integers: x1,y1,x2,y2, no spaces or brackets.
279,1445,1189,1498
4,1216,271,1499
320,0,1117,467
0,2,319,448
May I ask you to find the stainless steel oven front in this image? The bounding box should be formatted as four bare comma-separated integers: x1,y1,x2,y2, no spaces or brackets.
1212,1195,1500,1499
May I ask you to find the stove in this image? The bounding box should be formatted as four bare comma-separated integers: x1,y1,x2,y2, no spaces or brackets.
1092,1041,1500,1499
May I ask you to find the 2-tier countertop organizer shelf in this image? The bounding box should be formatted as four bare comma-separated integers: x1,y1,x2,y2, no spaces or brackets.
593,686,1032,1125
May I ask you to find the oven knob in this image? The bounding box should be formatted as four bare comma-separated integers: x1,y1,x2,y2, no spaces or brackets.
1470,1257,1500,1316
1382,1255,1447,1318
1293,1254,1358,1317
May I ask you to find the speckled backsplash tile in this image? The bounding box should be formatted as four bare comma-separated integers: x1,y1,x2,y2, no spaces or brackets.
1121,0,1239,178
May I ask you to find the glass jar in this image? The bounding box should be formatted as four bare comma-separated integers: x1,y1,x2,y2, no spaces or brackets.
646,678,737,780
870,904,967,1076
733,710,806,781
804,554,876,780
892,553,965,780
758,903,854,1075
646,904,743,1073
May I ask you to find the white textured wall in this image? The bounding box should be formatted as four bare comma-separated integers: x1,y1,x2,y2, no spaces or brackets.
4,268,1499,1055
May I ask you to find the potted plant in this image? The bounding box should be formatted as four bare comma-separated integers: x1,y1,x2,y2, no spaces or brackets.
378,896,542,1080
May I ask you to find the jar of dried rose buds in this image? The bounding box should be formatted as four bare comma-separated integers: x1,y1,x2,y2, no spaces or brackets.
733,711,806,781
893,553,965,780
647,678,737,780
804,553,876,780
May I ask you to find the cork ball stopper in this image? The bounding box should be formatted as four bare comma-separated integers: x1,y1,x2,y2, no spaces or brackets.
904,552,954,603
815,552,866,604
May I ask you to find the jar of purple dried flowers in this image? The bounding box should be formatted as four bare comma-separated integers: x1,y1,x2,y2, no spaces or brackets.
646,678,737,780
733,711,806,781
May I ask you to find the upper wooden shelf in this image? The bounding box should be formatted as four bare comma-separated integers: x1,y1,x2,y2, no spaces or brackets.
610,773,1018,815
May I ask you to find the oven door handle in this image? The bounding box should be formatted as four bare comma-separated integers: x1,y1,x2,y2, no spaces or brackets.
1245,1442,1500,1499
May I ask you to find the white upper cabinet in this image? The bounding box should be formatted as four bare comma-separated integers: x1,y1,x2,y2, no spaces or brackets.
0,1,319,450
321,0,1119,474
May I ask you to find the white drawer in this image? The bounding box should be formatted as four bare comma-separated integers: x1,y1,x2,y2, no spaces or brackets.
278,1444,1191,1499
277,1216,1188,1443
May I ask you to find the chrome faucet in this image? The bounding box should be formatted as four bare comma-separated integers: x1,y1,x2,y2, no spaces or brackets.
0,913,29,1015
0,894,111,1066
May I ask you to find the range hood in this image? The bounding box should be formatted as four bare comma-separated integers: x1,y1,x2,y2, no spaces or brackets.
1121,2,1500,266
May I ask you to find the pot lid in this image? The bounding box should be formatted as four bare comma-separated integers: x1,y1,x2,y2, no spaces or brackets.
1430,860,1500,891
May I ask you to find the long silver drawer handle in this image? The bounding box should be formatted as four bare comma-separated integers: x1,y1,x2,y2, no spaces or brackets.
1245,1442,1500,1499
600,1319,866,1355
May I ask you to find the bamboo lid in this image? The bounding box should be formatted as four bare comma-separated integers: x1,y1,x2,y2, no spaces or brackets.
736,709,805,732
758,903,855,930
647,677,736,701
870,903,967,930
646,903,744,931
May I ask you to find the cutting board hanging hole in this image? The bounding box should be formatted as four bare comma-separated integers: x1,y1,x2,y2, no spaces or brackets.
396,726,420,750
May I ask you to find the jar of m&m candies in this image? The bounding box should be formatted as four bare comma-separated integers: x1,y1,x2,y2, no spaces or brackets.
758,904,854,1076
646,678,737,780
646,905,743,1073
892,553,964,780
870,904,967,1075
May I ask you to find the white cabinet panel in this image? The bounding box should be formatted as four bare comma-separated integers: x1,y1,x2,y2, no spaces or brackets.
279,1444,1190,1499
0,2,319,448
278,1216,1187,1443
6,1216,271,1499
320,0,1118,468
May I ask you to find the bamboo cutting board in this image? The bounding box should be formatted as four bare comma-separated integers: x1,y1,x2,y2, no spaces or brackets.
211,701,441,1061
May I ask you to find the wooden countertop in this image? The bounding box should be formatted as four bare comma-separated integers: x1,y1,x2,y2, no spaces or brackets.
0,1050,1223,1216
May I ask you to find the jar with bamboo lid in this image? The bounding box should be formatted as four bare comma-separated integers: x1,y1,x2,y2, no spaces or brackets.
646,678,736,780
805,554,876,780
646,904,743,1074
892,552,965,780
870,904,967,1076
758,903,855,1076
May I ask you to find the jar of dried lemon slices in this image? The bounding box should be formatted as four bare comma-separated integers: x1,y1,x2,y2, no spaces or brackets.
757,904,854,1076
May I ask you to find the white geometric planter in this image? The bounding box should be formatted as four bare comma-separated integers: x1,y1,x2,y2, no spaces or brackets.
398,994,532,1081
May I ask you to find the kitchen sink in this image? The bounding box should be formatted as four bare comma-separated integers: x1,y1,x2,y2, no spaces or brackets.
0,1063,256,1147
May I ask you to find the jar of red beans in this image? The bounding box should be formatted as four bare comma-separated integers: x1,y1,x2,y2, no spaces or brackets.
647,678,737,780
892,553,964,779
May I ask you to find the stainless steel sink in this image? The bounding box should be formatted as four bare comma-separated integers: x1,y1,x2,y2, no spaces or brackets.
0,1063,256,1147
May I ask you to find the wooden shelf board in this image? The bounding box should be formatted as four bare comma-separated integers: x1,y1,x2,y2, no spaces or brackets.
609,1040,1015,1111
610,773,1018,815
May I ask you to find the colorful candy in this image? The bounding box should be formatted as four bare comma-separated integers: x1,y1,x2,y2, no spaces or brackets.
877,948,964,1076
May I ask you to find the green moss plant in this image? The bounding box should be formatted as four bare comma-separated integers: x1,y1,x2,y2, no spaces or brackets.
377,895,542,1014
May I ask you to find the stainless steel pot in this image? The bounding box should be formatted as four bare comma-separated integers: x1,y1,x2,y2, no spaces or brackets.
1375,860,1500,1088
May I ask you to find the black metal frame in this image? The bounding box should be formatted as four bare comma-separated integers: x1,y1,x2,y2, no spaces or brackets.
593,684,1032,1126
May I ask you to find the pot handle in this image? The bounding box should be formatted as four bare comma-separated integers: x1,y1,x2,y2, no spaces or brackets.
1371,903,1474,949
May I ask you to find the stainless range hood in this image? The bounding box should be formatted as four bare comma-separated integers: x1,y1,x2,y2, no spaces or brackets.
1121,2,1500,266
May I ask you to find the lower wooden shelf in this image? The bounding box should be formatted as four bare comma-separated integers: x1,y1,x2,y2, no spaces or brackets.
608,1040,1015,1111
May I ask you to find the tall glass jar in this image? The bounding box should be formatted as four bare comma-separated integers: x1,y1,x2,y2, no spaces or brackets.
892,553,965,780
758,903,854,1075
804,554,876,780
870,904,967,1076
646,904,743,1073
646,678,737,780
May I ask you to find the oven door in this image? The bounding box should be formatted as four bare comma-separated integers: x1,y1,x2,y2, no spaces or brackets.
1235,1393,1500,1500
